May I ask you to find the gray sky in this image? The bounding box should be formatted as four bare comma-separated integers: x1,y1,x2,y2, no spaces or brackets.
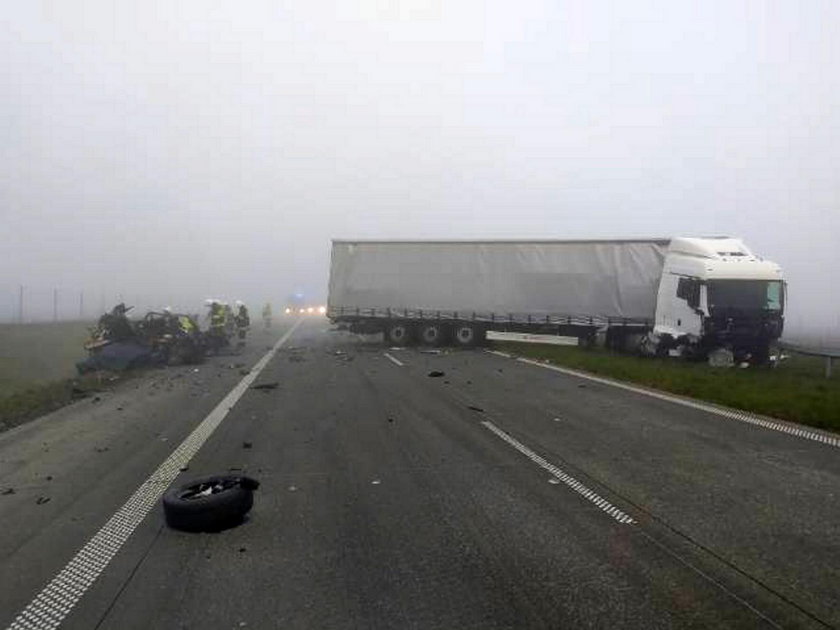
1,1,838,334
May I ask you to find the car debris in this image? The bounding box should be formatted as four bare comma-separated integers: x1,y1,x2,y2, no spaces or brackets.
427,371,445,378
1,488,14,495
467,406,485,413
36,496,51,505
250,382,279,391
163,474,259,532
242,441,253,449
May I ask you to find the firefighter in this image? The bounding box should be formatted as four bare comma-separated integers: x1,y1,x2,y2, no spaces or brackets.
234,301,250,345
205,299,228,354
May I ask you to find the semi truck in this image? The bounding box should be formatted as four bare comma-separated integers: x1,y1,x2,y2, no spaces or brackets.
327,237,786,363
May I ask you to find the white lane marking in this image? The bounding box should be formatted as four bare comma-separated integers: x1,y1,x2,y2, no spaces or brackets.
384,352,404,367
481,420,635,525
487,350,513,359
504,355,840,450
6,320,303,630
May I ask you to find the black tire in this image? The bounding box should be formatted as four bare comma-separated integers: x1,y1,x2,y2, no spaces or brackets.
163,475,259,532
386,323,412,346
453,324,479,347
419,323,446,346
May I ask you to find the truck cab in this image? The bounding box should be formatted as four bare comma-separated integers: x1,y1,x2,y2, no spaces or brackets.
653,237,785,362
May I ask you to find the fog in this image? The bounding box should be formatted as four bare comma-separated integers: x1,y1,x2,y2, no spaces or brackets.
2,1,838,340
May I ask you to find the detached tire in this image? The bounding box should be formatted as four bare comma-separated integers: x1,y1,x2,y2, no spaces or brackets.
163,475,259,532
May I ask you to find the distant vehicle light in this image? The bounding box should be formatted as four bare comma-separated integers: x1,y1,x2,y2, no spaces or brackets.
284,308,291,314
307,307,314,314
298,308,306,314
318,306,327,314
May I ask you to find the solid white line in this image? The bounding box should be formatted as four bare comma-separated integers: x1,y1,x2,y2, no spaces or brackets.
6,319,304,630
480,420,635,525
384,352,404,367
505,355,840,450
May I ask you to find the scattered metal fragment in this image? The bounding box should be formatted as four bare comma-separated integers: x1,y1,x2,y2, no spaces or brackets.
250,382,279,391
467,406,485,413
1,488,14,495
92,396,101,403
427,371,445,378
36,496,51,505
548,478,560,485
371,479,381,485
242,441,253,449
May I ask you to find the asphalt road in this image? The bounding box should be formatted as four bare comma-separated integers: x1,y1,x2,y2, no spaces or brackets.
1,318,838,629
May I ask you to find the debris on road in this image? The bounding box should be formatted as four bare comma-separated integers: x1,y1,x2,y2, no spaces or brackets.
163,474,259,532
95,446,109,453
250,382,279,391
467,406,485,413
371,479,381,485
548,478,561,485
242,441,253,449
92,396,101,403
2,488,14,495
36,496,51,505
239,369,251,376
427,371,445,378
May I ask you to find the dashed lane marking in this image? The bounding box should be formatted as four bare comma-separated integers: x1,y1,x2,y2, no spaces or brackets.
490,352,840,450
384,353,404,367
481,420,635,525
6,319,304,630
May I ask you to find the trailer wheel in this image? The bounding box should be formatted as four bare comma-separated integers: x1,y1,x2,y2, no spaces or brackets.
419,323,446,346
453,324,479,347
386,323,412,346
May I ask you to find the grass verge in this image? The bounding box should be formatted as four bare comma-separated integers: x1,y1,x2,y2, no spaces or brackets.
0,371,134,434
493,342,840,433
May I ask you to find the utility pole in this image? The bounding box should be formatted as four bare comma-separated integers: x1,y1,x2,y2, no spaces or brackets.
53,288,58,322
79,291,84,320
18,285,24,323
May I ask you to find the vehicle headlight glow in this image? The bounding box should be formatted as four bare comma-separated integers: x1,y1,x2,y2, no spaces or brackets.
307,307,314,314
318,306,326,314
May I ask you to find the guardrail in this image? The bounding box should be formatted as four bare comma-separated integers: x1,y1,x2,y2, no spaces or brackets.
780,342,840,378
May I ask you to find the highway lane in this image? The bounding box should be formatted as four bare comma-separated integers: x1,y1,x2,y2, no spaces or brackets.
2,319,838,629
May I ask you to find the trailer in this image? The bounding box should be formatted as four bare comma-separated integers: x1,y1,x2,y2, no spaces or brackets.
327,237,786,362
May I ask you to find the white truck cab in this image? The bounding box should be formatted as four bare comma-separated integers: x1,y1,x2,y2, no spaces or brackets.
653,237,785,360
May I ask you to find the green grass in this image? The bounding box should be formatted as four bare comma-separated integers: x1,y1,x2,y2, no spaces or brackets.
0,321,104,432
0,321,94,398
494,342,840,433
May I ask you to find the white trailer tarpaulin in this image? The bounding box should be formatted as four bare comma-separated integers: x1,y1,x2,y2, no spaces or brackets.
328,240,669,323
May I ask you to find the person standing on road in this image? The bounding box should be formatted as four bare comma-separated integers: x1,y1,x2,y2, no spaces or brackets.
262,302,272,330
234,301,250,346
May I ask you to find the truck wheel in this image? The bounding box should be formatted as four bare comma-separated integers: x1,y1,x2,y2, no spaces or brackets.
386,323,412,346
163,475,259,532
453,324,479,347
419,323,446,346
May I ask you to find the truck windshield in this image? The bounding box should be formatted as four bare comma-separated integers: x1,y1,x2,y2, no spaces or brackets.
707,280,784,312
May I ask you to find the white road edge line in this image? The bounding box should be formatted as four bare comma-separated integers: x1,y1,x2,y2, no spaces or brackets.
495,353,840,450
6,319,304,630
481,420,635,525
384,352,404,367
